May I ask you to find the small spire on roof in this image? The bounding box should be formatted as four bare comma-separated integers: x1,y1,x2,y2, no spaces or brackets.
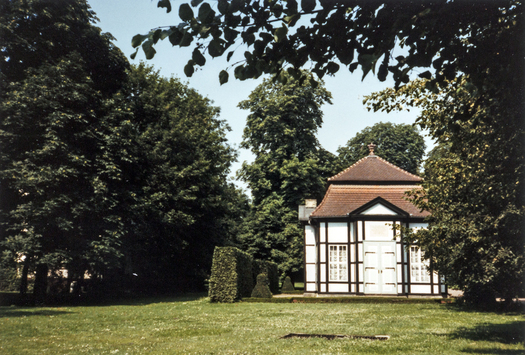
367,142,377,156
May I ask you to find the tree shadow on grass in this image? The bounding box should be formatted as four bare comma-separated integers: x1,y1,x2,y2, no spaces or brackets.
441,301,525,314
70,292,209,307
0,293,208,317
460,350,525,355
1,291,208,308
0,307,73,318
449,321,525,354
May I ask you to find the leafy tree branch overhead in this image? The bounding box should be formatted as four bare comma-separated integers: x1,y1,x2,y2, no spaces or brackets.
132,0,519,89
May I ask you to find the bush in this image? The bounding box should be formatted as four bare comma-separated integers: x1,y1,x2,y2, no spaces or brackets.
208,247,253,303
253,260,279,294
0,266,20,292
281,276,295,293
251,273,272,298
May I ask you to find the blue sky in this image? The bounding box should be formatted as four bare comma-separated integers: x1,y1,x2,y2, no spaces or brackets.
87,0,429,185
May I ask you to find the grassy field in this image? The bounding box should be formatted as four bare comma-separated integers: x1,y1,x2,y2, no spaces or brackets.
0,294,523,355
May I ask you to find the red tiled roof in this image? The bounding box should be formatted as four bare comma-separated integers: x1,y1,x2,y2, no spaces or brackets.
310,185,429,218
329,155,422,183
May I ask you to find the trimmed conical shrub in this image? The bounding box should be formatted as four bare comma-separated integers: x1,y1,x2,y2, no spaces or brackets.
251,273,272,298
281,276,295,293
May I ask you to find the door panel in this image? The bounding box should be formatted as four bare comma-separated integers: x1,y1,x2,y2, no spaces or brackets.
364,246,379,293
381,244,397,293
364,242,397,294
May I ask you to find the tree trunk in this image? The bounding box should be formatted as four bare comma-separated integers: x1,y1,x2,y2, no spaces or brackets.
33,263,48,304
19,257,30,295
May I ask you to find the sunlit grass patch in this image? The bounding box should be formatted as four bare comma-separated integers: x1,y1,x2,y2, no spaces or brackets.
0,295,523,354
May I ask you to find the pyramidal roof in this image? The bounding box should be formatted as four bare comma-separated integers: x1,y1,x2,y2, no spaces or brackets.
310,184,429,218
328,154,422,184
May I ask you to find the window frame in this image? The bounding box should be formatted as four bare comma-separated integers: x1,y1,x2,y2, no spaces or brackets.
329,244,348,282
410,246,431,283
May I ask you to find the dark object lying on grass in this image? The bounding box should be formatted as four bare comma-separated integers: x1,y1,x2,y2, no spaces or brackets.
281,333,390,340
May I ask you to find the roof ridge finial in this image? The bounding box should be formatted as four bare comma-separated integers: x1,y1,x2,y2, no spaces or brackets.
367,142,377,156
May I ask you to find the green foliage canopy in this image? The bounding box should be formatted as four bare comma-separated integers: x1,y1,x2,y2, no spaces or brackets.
336,122,426,175
132,0,523,303
238,73,334,206
0,0,130,294
0,0,246,295
115,64,242,289
1,0,128,94
237,73,337,276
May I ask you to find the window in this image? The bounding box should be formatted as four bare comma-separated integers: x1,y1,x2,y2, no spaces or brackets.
410,246,430,282
329,245,348,281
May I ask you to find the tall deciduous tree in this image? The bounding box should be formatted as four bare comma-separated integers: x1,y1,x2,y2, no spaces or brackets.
0,1,247,297
114,64,241,291
0,0,129,298
337,122,426,175
237,73,336,277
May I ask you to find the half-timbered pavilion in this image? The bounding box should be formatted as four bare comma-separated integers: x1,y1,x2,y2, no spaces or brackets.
302,144,446,297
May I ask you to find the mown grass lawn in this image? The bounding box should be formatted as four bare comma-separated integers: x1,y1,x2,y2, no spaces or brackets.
0,294,523,355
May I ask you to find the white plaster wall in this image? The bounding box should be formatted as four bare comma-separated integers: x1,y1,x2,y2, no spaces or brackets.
306,283,317,292
411,284,432,294
305,245,316,263
364,221,395,241
306,264,317,282
433,272,439,283
305,225,316,245
361,203,398,215
320,223,326,242
329,283,349,293
408,222,428,230
327,222,348,243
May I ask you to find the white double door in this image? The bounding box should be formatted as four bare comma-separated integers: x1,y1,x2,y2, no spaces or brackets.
363,241,397,294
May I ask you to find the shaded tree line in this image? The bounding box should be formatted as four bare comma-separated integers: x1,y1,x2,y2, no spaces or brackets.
0,0,247,299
